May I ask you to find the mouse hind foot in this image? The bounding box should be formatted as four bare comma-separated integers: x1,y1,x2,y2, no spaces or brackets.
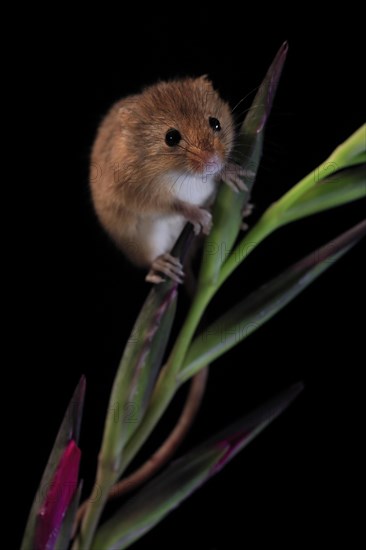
145,253,185,284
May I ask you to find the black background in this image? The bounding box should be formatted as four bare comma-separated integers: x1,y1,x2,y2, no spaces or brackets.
14,8,365,549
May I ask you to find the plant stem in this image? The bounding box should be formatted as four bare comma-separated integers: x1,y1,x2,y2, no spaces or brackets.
218,211,278,287
72,467,115,550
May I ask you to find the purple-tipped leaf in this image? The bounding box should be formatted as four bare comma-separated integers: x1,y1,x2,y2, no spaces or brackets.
100,225,194,469
91,383,302,550
35,440,81,550
200,43,288,285
243,41,288,135
182,220,366,381
21,376,85,550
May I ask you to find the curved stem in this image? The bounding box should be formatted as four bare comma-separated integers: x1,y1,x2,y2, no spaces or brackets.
73,368,208,534
115,367,209,496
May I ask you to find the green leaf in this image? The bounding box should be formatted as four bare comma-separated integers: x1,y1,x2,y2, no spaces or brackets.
21,376,86,550
99,225,194,472
91,383,303,550
101,282,177,461
219,125,365,286
280,164,366,225
326,123,366,168
180,220,366,382
54,481,83,550
345,151,366,167
199,42,288,287
273,125,366,218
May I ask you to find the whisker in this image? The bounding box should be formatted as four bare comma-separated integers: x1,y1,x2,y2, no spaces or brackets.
231,86,260,114
181,134,196,149
231,103,268,129
178,142,204,162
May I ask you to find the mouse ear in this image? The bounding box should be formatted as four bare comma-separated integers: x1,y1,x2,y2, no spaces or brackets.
118,98,138,121
198,74,212,84
196,74,215,92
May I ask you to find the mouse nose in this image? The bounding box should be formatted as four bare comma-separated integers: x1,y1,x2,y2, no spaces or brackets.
189,147,224,176
202,152,224,176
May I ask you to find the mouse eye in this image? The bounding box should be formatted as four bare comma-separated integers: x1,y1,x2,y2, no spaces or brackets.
209,117,221,132
165,128,181,147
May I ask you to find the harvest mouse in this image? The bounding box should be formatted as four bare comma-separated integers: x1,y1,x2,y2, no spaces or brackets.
90,76,247,283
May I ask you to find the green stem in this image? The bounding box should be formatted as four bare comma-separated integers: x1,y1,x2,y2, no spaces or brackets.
72,468,116,550
218,210,278,287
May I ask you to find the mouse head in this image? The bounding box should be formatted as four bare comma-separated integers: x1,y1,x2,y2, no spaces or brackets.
119,76,235,179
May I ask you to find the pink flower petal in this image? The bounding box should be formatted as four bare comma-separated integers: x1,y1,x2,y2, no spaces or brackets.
35,439,81,550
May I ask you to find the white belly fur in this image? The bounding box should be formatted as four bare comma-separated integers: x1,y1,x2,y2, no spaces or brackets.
141,173,217,262
168,171,217,205
142,214,186,262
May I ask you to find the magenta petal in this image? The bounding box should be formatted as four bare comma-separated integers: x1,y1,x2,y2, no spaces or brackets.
212,430,251,474
35,440,81,550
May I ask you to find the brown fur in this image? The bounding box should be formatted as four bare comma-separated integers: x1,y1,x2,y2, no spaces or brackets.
90,76,235,267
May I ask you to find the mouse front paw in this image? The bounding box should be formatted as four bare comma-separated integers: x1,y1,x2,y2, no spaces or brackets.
193,208,212,236
240,201,255,231
175,202,213,236
222,163,255,193
188,208,212,235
